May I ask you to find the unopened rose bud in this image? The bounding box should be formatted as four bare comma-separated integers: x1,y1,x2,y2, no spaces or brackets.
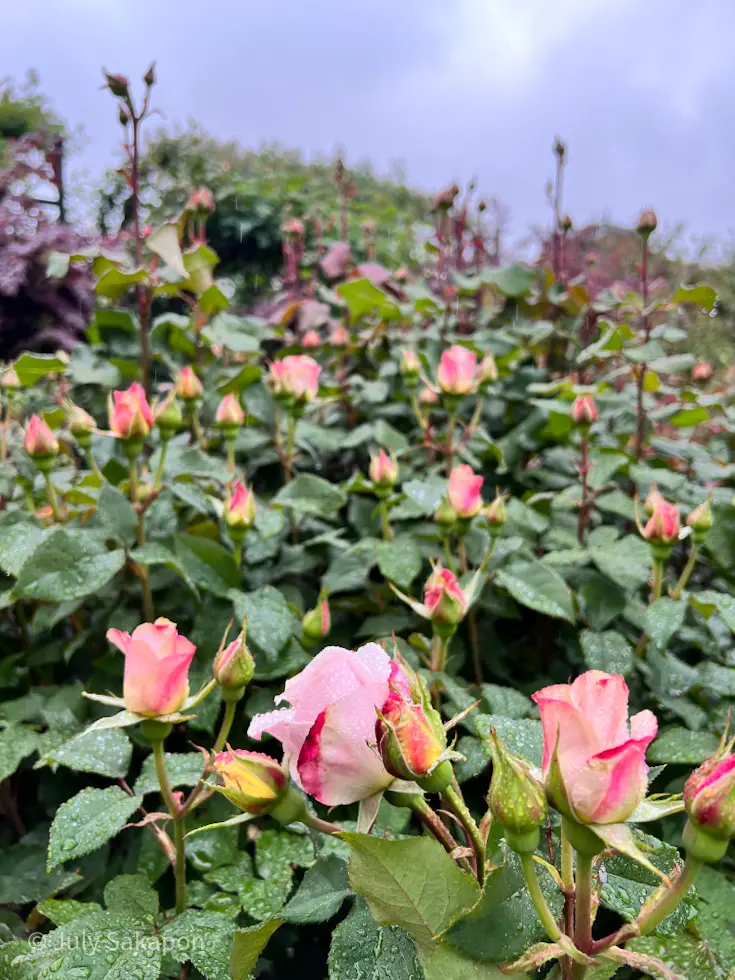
642,497,681,559
375,661,450,791
143,62,156,87
0,364,20,390
215,394,245,438
560,214,573,234
683,741,735,863
369,449,399,491
400,349,421,387
437,346,478,397
329,324,349,347
213,749,288,815
224,481,256,538
487,728,548,853
424,564,467,633
154,392,183,438
448,464,483,520
213,624,254,699
24,415,59,464
302,594,331,643
186,186,215,214
687,496,713,542
302,330,321,349
692,362,713,383
637,209,658,238
175,366,203,402
281,217,305,239
419,386,439,406
117,104,130,127
65,401,96,448
434,496,457,528
644,484,665,516
104,71,131,100
267,355,320,405
478,353,498,385
571,395,598,426
484,491,508,534
554,137,566,160
108,382,153,453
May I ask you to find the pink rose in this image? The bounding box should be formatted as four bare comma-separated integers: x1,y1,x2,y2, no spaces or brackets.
369,449,399,489
532,670,658,824
302,330,321,349
106,617,196,717
215,393,245,427
692,362,713,383
175,366,203,401
684,753,735,840
571,395,598,425
109,382,154,440
24,415,59,458
224,481,256,529
269,355,321,403
643,498,680,544
436,345,478,395
448,464,483,518
248,643,395,805
424,565,468,626
329,324,349,347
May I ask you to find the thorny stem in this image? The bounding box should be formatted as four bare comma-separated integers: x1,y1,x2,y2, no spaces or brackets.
635,235,650,461
443,785,485,886
519,852,562,942
152,740,187,915
672,542,698,599
403,794,473,875
44,472,62,521
181,700,239,817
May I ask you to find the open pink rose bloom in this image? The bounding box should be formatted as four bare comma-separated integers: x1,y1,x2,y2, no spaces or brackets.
533,670,658,824
107,617,196,717
248,643,396,805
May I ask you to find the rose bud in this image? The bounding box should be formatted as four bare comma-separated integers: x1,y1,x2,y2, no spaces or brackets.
484,490,508,534
213,624,255,700
687,496,713,542
107,618,196,717
302,330,321,349
571,395,598,426
560,214,573,234
0,364,20,389
682,745,735,862
185,186,215,215
281,217,305,239
433,497,458,528
330,324,349,347
103,70,131,100
692,361,713,383
448,464,483,520
642,498,681,555
478,353,498,385
143,62,156,87
637,208,658,237
302,594,331,643
400,349,421,386
175,366,203,401
376,661,450,792
419,386,439,405
224,481,257,537
215,393,245,438
268,355,321,406
154,392,183,438
554,136,566,160
436,345,479,397
24,415,59,463
643,484,665,516
532,670,658,825
213,749,287,815
108,382,154,449
487,728,548,853
369,449,399,491
424,565,468,632
249,643,396,805
64,402,96,448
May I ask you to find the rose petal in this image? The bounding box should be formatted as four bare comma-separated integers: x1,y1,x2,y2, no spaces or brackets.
570,671,630,752
571,732,655,824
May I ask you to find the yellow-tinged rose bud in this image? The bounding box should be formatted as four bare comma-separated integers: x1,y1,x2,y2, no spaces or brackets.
213,749,288,815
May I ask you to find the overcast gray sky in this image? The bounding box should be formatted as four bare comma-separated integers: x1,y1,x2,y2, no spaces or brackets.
2,0,734,250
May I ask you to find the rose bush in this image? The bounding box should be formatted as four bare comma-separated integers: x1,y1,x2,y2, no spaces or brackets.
1,66,735,980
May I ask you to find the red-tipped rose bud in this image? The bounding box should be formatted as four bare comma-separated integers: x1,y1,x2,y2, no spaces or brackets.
154,392,183,438
215,394,245,435
302,594,331,643
644,484,665,516
108,382,153,450
692,362,713,383
175,366,203,402
369,449,399,491
24,415,59,462
448,464,483,520
64,401,96,449
213,624,254,699
224,481,257,534
571,395,598,426
642,498,680,546
424,565,468,632
302,330,321,349
186,186,215,214
419,386,439,406
213,749,288,815
683,737,735,863
329,324,349,347
487,728,548,853
637,209,658,238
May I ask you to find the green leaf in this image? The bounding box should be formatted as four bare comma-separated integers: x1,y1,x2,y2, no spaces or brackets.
337,277,400,320
444,846,561,963
323,539,380,595
668,406,710,427
475,715,543,767
496,560,575,623
174,533,239,597
95,264,148,298
580,630,634,676
0,725,40,782
590,535,651,590
14,352,67,386
283,855,350,923
47,786,143,871
146,221,187,276
377,535,423,589
670,282,717,311
133,751,205,796
694,866,735,968
37,728,131,779
482,262,535,298
344,833,481,947
481,685,532,719
273,474,348,516
699,661,735,696
628,933,724,980
645,597,686,650
129,541,200,596
231,919,284,980
421,942,518,980
37,898,103,926
96,481,139,548
14,528,125,601
162,909,236,980
255,828,315,878
0,514,49,576
0,833,80,904
693,589,735,632
328,899,423,980
648,727,720,764
104,873,159,921
230,585,299,662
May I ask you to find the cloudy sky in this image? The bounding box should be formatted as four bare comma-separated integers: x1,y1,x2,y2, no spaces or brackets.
2,0,733,250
